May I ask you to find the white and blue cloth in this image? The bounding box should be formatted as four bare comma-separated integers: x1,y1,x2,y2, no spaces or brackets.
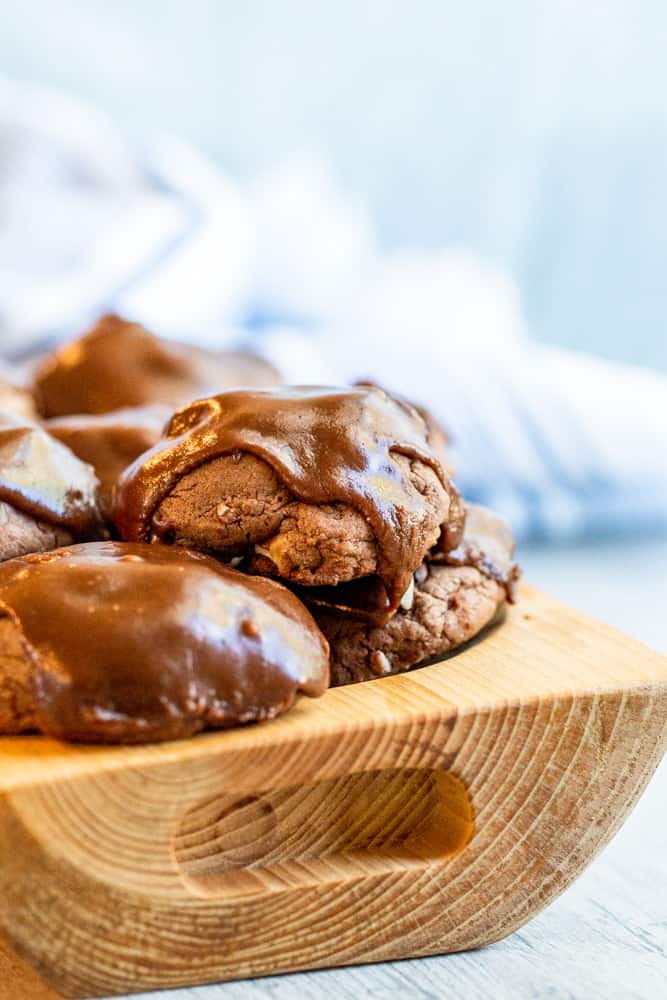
1,78,665,542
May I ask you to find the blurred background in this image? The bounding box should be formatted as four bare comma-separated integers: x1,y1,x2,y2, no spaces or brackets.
0,0,665,648
2,0,667,368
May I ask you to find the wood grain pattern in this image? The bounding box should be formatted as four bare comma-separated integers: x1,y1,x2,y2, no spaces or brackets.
0,931,63,999
1,585,666,998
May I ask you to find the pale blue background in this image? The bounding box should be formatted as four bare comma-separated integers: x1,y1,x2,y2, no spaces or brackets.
1,0,666,369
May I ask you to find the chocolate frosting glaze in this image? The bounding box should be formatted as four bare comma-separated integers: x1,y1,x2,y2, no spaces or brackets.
437,502,521,602
0,415,101,537
34,315,204,416
301,503,519,621
34,314,282,418
354,379,452,471
0,541,329,743
113,386,463,622
47,405,170,520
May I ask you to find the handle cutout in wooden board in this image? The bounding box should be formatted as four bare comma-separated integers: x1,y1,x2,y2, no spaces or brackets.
174,766,473,898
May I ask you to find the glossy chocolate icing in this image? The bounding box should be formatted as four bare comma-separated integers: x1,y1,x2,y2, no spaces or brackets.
354,379,452,470
438,502,520,601
0,415,101,537
34,315,205,416
114,386,463,621
0,541,329,743
34,314,282,418
47,405,170,520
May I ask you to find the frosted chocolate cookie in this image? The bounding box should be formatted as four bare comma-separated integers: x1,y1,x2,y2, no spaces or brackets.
46,405,170,520
0,415,102,561
315,505,520,685
33,313,281,417
0,541,329,743
113,386,465,624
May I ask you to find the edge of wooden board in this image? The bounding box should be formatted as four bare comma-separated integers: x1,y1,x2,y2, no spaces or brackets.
1,583,666,791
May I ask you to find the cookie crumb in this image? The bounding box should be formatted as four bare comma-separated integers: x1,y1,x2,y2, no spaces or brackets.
241,619,260,638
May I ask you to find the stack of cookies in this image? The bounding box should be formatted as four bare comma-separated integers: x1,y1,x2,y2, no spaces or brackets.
0,315,519,744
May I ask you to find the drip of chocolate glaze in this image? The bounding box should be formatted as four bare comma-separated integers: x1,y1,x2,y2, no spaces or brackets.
0,416,101,537
0,541,329,743
113,386,464,623
293,502,520,618
352,379,465,551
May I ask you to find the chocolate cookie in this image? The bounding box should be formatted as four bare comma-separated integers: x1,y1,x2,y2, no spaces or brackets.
0,541,329,743
0,415,102,561
46,405,170,520
113,386,465,623
33,314,281,417
315,505,519,685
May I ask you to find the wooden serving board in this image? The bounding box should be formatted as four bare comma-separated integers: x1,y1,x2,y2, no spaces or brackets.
1,585,666,999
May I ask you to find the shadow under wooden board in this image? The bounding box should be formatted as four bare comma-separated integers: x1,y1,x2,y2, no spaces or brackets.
1,584,666,998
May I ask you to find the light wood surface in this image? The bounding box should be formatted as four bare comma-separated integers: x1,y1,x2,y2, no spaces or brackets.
1,585,666,998
104,540,667,1000
0,931,63,999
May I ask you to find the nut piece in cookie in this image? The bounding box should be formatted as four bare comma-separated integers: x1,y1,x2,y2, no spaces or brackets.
33,313,282,417
0,415,103,561
315,504,520,685
113,386,464,623
47,405,171,521
0,541,329,743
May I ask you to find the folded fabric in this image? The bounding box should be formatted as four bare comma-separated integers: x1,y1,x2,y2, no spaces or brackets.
1,77,665,542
